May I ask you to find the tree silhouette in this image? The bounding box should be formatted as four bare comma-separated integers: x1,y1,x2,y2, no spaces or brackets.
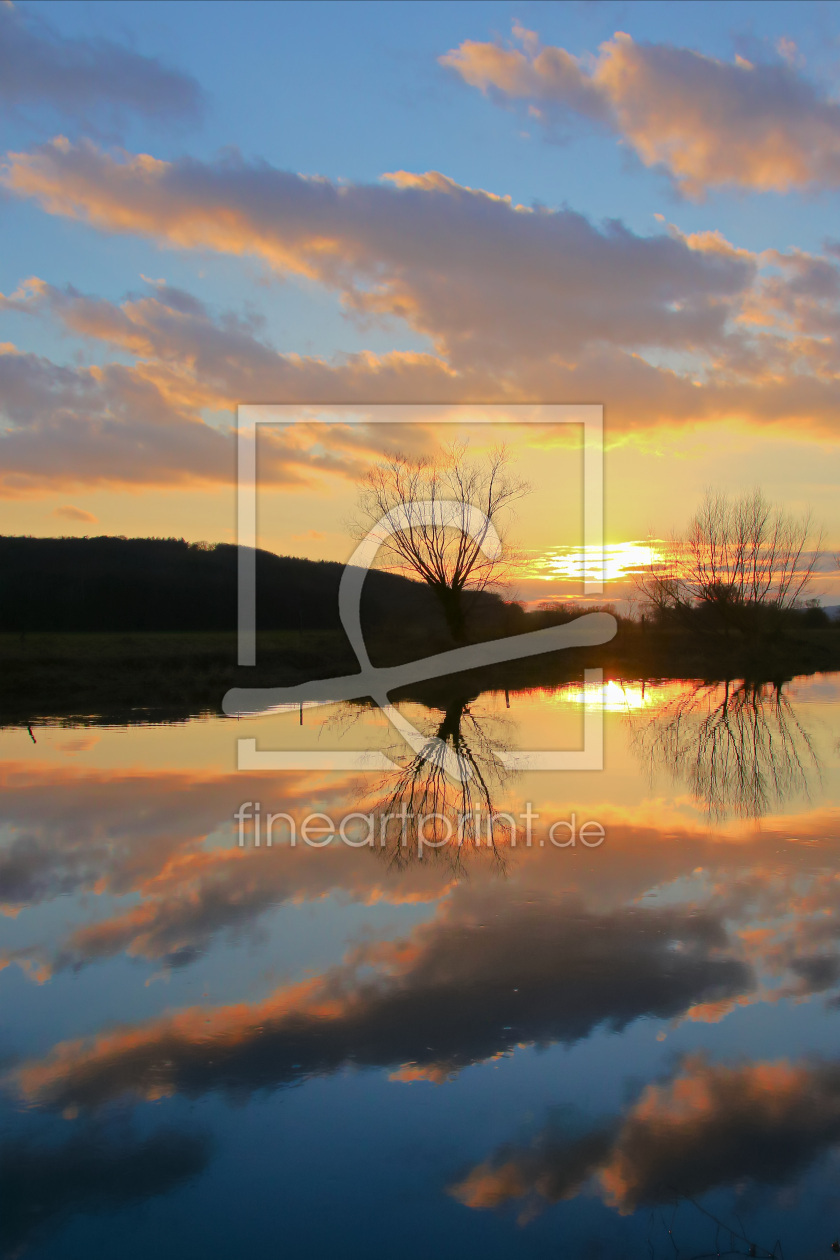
638,490,823,638
354,443,528,642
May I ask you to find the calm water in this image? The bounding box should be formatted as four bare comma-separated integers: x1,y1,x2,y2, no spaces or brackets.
3,675,840,1258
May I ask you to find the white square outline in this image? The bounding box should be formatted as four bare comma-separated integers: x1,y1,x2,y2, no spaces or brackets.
234,404,606,771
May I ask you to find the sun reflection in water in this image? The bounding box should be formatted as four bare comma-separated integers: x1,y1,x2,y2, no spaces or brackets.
553,678,691,713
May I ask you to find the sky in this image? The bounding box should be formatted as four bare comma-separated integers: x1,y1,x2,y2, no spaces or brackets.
3,0,840,602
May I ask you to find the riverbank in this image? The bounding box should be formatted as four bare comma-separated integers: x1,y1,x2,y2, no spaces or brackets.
4,619,840,726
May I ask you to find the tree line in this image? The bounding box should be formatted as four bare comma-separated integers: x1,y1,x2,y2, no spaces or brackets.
636,489,829,637
0,535,504,635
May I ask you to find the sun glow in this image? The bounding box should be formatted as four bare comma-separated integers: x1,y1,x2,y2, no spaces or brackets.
525,541,665,584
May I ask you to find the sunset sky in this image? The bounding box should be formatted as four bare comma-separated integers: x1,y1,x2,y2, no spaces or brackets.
3,0,840,603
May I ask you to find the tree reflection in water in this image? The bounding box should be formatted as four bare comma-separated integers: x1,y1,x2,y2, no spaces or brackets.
358,693,516,871
629,679,821,819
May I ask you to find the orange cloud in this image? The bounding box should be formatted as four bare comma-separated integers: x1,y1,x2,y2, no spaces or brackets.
53,504,98,523
452,1054,840,1218
442,28,840,197
0,315,451,494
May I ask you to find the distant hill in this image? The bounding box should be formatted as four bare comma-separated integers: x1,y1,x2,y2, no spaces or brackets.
0,535,505,635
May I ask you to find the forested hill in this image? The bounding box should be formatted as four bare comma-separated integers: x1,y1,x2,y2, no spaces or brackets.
0,535,501,634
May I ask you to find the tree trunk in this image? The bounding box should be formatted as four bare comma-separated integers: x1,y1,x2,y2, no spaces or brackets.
436,697,469,742
435,586,467,643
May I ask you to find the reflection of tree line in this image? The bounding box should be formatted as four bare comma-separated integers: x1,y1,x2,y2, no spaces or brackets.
363,674,822,851
629,678,821,819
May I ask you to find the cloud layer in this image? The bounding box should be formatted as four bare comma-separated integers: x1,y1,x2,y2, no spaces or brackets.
9,887,750,1112
4,141,840,489
1,140,751,362
7,736,840,1115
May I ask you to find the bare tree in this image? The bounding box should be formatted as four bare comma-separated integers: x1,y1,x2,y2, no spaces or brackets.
354,442,528,642
637,489,823,636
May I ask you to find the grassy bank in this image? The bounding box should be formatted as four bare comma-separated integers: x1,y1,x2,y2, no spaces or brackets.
4,618,840,726
1,631,354,725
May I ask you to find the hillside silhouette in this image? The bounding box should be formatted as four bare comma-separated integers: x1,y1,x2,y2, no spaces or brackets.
0,535,506,635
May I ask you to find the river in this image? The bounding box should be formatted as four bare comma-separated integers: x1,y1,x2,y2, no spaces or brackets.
2,674,839,1257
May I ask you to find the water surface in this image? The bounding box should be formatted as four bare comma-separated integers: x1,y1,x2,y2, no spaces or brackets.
3,675,840,1258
